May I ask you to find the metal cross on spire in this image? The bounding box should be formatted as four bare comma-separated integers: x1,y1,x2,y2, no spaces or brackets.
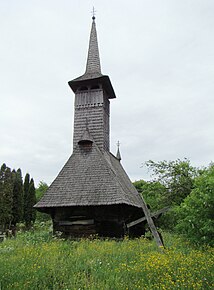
91,6,96,20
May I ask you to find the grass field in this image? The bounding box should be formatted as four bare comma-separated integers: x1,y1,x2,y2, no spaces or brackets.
0,227,213,289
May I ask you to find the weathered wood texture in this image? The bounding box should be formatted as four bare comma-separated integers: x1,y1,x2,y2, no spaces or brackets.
51,205,146,238
73,89,110,151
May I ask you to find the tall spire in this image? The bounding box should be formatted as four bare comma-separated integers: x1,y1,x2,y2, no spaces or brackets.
68,14,116,99
85,16,101,77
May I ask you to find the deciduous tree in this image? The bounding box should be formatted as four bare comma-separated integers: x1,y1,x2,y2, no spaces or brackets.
35,181,50,222
176,164,214,246
133,179,167,210
144,159,199,206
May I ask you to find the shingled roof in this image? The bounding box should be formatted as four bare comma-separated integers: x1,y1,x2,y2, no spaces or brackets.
35,138,143,210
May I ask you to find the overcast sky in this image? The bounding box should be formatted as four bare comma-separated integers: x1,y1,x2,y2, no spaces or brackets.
0,0,213,185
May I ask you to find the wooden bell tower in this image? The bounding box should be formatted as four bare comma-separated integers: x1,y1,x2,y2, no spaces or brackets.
68,17,116,152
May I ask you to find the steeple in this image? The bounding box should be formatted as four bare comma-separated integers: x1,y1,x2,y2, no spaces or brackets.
35,15,161,242
68,17,116,99
85,16,102,78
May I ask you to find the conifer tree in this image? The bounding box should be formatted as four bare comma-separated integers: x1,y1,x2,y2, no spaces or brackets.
23,173,30,223
0,164,13,230
12,169,24,226
24,178,36,228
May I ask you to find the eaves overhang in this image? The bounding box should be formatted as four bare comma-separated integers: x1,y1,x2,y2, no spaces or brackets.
68,74,116,99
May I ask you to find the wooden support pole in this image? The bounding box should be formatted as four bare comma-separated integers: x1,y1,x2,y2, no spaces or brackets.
138,196,165,250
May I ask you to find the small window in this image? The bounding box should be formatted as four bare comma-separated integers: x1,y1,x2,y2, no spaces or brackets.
79,86,88,91
78,140,93,146
91,85,100,90
78,140,93,151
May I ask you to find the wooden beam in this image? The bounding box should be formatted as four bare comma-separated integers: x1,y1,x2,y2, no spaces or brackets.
127,207,170,228
138,196,165,249
59,219,94,226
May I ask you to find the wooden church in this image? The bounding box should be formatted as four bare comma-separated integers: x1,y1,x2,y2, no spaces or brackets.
35,16,154,238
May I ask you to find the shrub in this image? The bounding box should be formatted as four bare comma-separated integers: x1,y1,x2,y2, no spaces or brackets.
176,164,214,246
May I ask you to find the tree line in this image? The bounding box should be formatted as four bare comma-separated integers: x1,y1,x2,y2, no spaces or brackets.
0,163,36,232
1,159,213,246
133,159,214,246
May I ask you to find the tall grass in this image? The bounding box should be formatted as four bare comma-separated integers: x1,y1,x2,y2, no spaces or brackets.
0,228,213,289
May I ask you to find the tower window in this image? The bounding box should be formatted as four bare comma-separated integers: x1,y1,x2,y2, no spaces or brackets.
91,85,100,90
79,86,88,91
78,140,93,151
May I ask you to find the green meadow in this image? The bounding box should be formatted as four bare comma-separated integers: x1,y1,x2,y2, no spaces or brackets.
0,227,213,290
